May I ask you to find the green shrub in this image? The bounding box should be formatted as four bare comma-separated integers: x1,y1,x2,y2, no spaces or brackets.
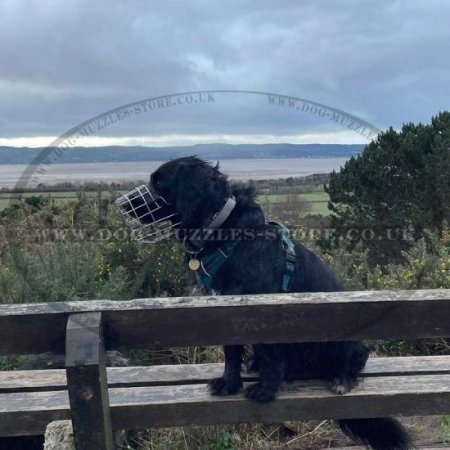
440,415,450,443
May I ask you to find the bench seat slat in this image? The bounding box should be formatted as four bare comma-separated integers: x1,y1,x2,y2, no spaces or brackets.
1,374,450,436
1,356,450,394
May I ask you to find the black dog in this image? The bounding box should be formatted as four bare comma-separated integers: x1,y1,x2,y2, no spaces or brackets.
123,156,412,450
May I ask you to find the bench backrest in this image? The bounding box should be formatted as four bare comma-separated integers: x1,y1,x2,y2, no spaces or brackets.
0,289,449,355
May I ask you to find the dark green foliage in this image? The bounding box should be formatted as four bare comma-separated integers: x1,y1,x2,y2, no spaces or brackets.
326,111,450,265
0,194,192,304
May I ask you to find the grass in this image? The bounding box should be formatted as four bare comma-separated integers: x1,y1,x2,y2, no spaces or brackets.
124,420,348,449
299,191,329,215
257,191,330,216
0,190,117,210
1,190,331,215
440,415,450,442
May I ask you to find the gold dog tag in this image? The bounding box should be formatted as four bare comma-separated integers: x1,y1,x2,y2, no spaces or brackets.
189,258,200,271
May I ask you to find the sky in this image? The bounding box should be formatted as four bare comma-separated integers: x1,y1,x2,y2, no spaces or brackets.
1,0,449,147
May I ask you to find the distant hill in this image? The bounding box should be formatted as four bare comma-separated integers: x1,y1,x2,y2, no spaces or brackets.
0,143,364,164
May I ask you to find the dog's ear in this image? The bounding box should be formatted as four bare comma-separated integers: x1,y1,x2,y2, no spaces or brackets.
174,162,230,228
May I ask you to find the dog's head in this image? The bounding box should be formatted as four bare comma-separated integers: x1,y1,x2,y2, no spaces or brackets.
115,156,232,242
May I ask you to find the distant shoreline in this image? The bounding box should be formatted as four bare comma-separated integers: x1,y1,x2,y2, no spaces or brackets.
0,154,354,166
0,157,348,189
0,143,363,165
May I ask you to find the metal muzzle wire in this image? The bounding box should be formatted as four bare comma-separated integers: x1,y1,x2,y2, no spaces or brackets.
114,185,181,243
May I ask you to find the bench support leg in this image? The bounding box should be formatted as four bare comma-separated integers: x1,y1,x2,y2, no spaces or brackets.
65,312,114,450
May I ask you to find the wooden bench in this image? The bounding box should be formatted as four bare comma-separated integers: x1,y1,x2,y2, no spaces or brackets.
0,289,450,450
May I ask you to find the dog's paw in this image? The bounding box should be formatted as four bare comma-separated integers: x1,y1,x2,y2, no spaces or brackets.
244,382,276,403
329,377,358,395
210,377,242,396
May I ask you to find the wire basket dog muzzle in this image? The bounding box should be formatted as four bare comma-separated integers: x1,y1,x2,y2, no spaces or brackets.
115,185,181,243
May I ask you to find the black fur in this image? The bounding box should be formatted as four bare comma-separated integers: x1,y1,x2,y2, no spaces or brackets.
143,156,412,450
338,418,412,450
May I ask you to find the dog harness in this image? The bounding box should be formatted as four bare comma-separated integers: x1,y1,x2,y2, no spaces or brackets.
268,220,297,292
195,241,239,288
193,220,296,292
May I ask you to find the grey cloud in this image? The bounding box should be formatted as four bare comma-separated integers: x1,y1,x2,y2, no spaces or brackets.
1,0,449,140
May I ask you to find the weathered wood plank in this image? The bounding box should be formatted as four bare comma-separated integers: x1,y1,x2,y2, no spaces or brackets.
1,374,449,436
66,313,114,450
363,355,450,376
110,375,450,429
1,356,450,393
0,289,449,354
0,390,70,436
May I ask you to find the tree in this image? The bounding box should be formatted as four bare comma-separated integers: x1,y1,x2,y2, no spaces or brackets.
325,111,450,265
